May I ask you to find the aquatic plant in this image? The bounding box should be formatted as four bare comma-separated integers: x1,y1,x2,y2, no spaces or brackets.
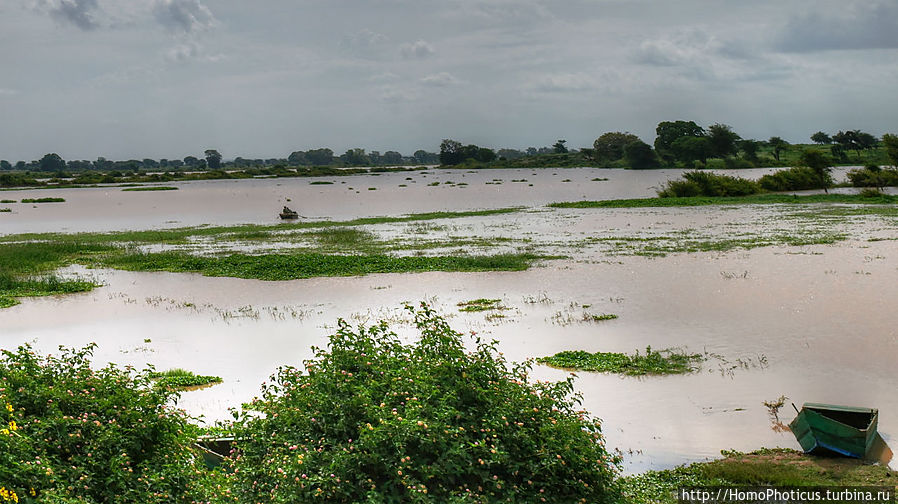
537,346,704,375
121,186,178,191
456,298,503,312
148,368,223,390
20,197,65,203
228,303,621,503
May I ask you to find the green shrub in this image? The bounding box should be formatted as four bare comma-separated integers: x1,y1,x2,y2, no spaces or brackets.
228,304,620,503
846,167,898,188
658,171,761,198
0,344,208,503
148,368,222,390
758,166,827,192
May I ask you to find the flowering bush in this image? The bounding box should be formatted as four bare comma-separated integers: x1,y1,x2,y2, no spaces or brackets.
0,344,208,503
229,303,621,503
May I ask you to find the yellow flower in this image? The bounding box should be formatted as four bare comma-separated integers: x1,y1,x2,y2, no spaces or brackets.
7,421,16,431
4,403,11,413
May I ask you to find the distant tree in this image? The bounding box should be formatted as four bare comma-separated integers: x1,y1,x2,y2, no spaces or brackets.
671,136,712,164
169,159,184,168
833,130,868,159
341,148,370,166
288,151,308,165
440,139,464,165
797,149,833,193
767,137,789,163
305,148,334,166
739,139,761,163
183,156,199,167
15,161,26,170
810,131,832,144
142,158,158,169
707,123,741,158
0,160,10,171
475,147,496,163
525,147,538,156
382,151,403,165
593,132,640,163
197,159,207,170
882,134,898,168
413,150,439,164
39,153,66,172
623,140,660,169
368,151,382,166
654,120,704,163
204,149,222,170
553,139,568,154
857,132,878,152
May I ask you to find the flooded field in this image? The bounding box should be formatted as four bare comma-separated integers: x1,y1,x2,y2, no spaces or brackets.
2,166,896,474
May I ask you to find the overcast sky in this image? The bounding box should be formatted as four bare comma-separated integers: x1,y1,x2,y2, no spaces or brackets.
1,0,896,161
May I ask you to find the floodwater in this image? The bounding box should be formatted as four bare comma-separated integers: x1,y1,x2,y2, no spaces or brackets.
2,166,897,474
0,166,861,235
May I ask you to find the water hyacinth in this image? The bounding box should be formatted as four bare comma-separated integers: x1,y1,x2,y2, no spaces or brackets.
229,303,621,503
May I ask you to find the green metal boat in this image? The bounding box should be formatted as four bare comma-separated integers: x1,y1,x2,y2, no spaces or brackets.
789,402,878,458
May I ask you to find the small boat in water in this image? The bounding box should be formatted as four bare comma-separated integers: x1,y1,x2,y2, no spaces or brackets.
279,206,299,219
789,402,879,458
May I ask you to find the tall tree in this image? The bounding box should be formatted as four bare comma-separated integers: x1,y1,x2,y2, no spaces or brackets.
39,153,66,172
739,139,761,163
797,149,833,193
671,136,712,164
623,140,659,169
882,134,898,168
654,120,704,163
305,148,334,166
0,160,11,171
183,156,199,167
593,132,639,163
440,139,464,165
341,148,369,166
767,137,789,163
382,151,403,165
707,123,741,158
204,149,222,170
553,139,568,153
810,131,832,144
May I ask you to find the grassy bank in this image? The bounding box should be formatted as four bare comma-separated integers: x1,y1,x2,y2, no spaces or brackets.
148,368,222,390
122,186,178,191
620,449,898,504
550,193,898,208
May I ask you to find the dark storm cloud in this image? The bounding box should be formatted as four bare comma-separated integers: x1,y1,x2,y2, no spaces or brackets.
152,0,216,33
776,1,898,52
46,0,100,31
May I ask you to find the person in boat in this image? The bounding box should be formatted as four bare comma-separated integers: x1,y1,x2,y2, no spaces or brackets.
282,206,295,214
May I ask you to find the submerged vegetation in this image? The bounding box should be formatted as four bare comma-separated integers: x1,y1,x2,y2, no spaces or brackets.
148,368,222,390
121,186,178,191
538,347,705,376
550,193,898,208
19,197,65,203
457,298,504,312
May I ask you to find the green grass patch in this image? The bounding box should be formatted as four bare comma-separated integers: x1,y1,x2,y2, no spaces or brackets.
620,449,898,504
21,197,65,203
550,193,898,208
99,251,546,280
122,186,178,191
537,346,704,375
457,298,503,312
0,199,15,203
0,208,10,213
309,181,334,185
148,368,222,390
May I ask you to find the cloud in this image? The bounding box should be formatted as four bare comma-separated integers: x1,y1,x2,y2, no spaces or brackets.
379,85,418,103
340,29,388,52
399,39,435,59
531,73,596,93
0,88,19,96
776,1,898,52
420,72,461,87
39,0,100,31
152,0,216,33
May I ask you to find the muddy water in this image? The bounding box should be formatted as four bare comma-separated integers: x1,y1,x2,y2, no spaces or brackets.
0,166,861,235
3,235,897,473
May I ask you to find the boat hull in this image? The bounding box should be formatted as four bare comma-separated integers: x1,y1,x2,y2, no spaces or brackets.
789,403,878,458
